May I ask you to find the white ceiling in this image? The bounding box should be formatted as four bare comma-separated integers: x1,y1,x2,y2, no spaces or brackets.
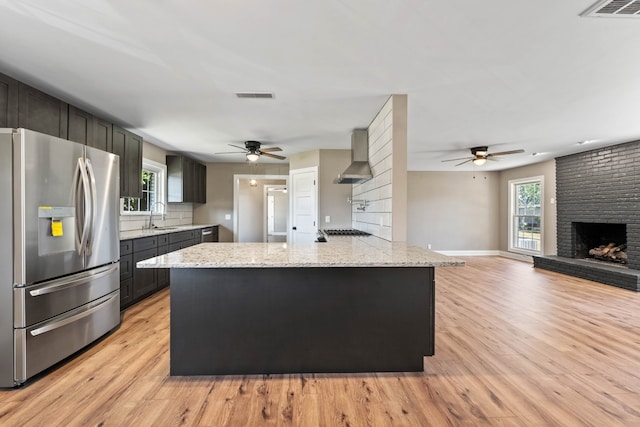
1,0,640,171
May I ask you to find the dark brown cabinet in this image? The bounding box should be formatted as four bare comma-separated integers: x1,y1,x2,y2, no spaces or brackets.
67,105,94,145
167,155,207,203
119,240,134,307
0,72,18,128
18,83,68,139
120,228,211,310
93,118,113,152
113,125,143,198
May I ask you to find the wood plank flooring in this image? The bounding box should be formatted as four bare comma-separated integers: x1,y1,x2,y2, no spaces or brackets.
1,256,639,426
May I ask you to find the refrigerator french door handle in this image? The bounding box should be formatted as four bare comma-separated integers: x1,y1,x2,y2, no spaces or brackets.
28,264,118,296
84,158,97,254
77,157,91,256
72,158,84,255
29,293,119,337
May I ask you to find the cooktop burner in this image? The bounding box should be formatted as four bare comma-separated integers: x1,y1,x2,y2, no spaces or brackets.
323,229,371,236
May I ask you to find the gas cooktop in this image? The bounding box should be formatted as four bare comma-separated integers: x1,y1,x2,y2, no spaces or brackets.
323,229,371,236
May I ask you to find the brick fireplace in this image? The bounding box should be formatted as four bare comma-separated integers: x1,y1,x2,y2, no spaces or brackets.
533,140,640,291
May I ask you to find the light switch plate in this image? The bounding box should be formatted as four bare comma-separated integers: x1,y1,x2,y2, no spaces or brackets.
225,214,231,220
325,216,330,223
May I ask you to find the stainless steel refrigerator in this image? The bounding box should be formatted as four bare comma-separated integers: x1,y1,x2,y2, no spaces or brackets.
0,128,121,387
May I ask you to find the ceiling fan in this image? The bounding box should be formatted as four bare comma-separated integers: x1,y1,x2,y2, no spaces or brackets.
442,146,524,166
215,140,286,161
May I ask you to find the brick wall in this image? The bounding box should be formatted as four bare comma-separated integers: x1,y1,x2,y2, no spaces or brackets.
556,140,640,270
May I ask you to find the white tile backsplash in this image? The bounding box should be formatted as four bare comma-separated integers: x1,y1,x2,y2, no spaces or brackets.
119,203,194,233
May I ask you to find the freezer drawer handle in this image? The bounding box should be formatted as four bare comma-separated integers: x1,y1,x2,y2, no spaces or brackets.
28,264,118,297
202,230,212,235
29,293,118,336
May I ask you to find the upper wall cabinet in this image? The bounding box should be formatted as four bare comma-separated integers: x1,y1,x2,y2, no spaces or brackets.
67,105,94,146
113,125,143,199
93,118,113,153
0,73,18,128
167,155,207,203
18,83,68,139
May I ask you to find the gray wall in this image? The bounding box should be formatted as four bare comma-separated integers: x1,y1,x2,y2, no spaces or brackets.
290,149,353,230
193,162,289,242
407,171,500,251
318,150,352,228
498,159,557,255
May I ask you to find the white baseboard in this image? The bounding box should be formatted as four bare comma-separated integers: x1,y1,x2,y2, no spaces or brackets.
434,249,534,264
435,250,500,256
498,250,534,263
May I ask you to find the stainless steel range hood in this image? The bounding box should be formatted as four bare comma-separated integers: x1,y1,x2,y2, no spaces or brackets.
334,129,373,184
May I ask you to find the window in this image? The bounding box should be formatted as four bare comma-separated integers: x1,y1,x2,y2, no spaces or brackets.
121,159,167,215
509,177,543,254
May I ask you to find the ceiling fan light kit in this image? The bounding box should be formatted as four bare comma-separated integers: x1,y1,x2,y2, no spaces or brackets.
215,140,286,162
442,145,525,167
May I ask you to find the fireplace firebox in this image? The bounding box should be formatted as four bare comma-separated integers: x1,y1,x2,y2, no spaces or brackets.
573,222,626,264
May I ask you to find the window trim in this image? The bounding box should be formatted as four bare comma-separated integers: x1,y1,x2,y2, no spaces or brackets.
120,158,167,216
508,176,544,255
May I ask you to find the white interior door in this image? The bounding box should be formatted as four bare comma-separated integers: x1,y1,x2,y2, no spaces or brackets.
290,168,317,243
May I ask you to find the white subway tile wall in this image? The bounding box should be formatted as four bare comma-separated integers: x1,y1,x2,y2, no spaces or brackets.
352,97,394,241
119,203,194,232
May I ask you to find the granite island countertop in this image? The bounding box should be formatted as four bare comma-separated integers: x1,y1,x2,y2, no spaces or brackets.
136,236,465,268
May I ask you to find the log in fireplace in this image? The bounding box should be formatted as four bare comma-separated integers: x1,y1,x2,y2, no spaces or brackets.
573,222,627,265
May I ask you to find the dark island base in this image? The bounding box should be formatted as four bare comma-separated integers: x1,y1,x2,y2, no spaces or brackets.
169,267,434,375
533,255,640,291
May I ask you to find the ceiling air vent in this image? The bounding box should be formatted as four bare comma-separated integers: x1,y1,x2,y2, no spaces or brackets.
236,92,274,99
581,0,640,18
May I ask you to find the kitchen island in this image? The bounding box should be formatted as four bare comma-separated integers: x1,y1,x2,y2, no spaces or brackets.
137,237,463,375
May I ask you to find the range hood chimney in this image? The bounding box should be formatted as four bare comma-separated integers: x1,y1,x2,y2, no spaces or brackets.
334,129,373,184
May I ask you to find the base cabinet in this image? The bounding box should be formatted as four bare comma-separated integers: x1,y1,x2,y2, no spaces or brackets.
120,227,214,310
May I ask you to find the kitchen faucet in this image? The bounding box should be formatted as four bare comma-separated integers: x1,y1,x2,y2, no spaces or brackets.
147,201,166,229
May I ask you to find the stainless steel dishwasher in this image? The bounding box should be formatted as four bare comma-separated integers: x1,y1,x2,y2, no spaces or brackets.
200,227,215,242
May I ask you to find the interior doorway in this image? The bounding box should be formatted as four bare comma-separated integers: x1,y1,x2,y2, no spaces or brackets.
264,185,288,242
233,174,288,242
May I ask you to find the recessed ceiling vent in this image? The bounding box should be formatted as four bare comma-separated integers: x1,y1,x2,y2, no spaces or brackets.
236,92,274,99
581,0,640,18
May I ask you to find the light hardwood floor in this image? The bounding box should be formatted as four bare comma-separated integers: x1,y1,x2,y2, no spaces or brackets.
1,257,640,426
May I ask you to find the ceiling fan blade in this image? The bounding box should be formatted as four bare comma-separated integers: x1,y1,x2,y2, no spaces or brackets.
487,149,525,157
260,152,287,160
441,157,473,162
228,144,247,151
455,159,473,167
259,147,282,152
214,151,245,155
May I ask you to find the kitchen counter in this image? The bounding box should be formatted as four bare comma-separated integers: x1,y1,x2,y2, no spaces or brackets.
139,236,462,376
120,224,217,241
136,236,464,268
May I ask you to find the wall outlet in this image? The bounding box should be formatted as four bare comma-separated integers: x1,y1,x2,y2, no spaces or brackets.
225,213,231,220
428,244,432,249
325,215,330,223
379,216,384,227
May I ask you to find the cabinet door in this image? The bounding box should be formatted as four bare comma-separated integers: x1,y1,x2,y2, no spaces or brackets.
157,245,170,289
18,83,68,138
120,277,133,308
93,118,112,152
194,162,207,203
113,125,142,198
126,131,143,198
67,105,94,146
0,72,18,127
133,247,158,300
